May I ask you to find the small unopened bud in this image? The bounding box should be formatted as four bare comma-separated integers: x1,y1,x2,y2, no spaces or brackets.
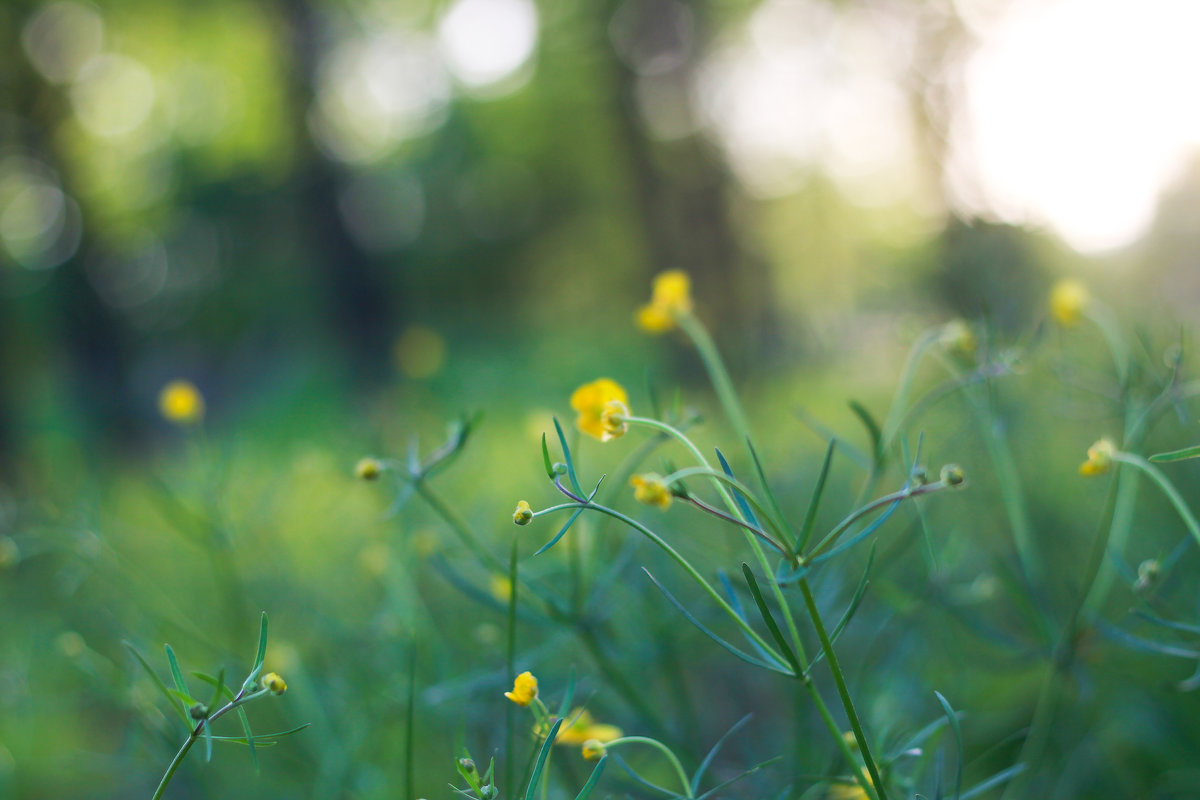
480,785,498,799
552,462,568,476
261,672,287,695
189,703,209,720
513,500,533,526
910,466,929,486
940,464,966,487
1134,559,1161,593
581,739,607,761
355,457,383,481
458,758,477,775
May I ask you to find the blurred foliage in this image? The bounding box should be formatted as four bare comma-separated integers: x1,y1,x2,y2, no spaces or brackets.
5,0,1200,798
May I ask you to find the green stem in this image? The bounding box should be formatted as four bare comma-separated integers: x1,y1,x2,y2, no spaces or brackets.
151,731,198,800
1113,453,1200,546
414,480,507,574
799,581,886,800
605,736,693,798
677,313,752,447
805,481,948,560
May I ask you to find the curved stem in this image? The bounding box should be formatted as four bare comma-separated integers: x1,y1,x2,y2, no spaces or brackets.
605,736,692,798
151,731,198,800
806,482,947,560
1113,453,1200,546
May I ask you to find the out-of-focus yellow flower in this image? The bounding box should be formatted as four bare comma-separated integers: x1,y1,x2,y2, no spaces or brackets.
513,500,533,525
158,380,204,424
581,739,607,760
939,319,976,356
395,324,447,379
261,672,288,695
355,457,383,481
636,270,693,333
489,575,513,603
1079,437,1116,476
56,631,86,658
553,708,623,746
826,768,873,800
505,671,538,706
630,473,672,510
1050,279,1089,326
570,379,629,442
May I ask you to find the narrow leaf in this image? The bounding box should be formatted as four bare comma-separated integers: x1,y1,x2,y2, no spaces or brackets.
1150,445,1200,463
193,672,237,703
254,612,269,672
534,506,586,556
716,448,759,526
556,666,577,721
746,437,791,533
741,563,800,675
553,417,584,496
691,713,753,793
797,439,836,552
125,642,190,725
643,569,790,674
541,433,555,479
694,756,782,800
238,706,258,772
934,691,963,800
959,764,1027,799
524,718,563,800
164,644,189,698
1094,618,1200,658
848,400,883,466
574,756,607,800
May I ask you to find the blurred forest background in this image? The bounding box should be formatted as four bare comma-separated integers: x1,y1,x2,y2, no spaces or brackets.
5,0,1200,797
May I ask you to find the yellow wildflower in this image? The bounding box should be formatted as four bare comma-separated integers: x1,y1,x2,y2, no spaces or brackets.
355,457,383,481
581,739,607,760
1079,437,1116,476
505,671,538,706
261,672,287,695
158,380,204,425
1050,279,1089,326
570,379,630,442
553,708,623,746
636,270,693,333
939,319,976,356
827,768,873,800
630,473,673,510
513,500,533,525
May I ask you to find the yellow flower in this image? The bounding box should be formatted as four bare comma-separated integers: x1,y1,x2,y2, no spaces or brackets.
1079,437,1116,476
505,671,538,706
636,270,693,334
553,708,623,746
158,380,204,425
355,457,383,481
513,500,533,525
570,379,630,442
581,739,607,760
489,575,513,603
939,319,976,356
1050,279,1089,326
827,768,873,800
630,473,672,510
261,672,287,695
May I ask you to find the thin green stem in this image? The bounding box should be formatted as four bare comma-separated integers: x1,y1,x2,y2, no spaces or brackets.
151,731,198,800
677,312,752,447
605,736,692,798
1113,453,1200,546
414,480,507,574
805,481,948,560
799,580,885,800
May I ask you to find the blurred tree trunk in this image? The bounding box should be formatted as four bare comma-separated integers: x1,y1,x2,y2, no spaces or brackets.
598,0,782,373
277,0,396,385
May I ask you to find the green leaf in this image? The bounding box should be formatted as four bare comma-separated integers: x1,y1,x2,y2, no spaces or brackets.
934,691,963,800
556,666,577,721
691,714,753,794
741,563,801,675
124,642,190,726
960,764,1026,799
797,439,836,552
694,756,782,800
746,437,792,537
848,400,884,467
573,756,607,800
808,543,876,670
1150,445,1200,463
716,448,759,526
254,612,269,673
203,667,225,763
553,417,584,496
644,569,790,674
238,706,258,772
534,506,586,557
524,718,563,800
164,644,188,696
192,672,237,703
541,433,555,479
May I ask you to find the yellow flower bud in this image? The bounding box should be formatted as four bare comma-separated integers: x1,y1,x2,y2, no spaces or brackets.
504,671,538,706
513,500,533,526
355,457,383,481
1050,279,1089,327
635,270,693,334
599,400,629,442
630,473,673,510
158,380,204,425
939,464,966,487
581,739,607,760
1079,437,1116,477
261,672,288,695
939,319,976,357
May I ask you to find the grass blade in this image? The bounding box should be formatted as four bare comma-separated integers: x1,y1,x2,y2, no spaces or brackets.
574,755,608,800
797,439,836,552
1149,445,1200,463
960,764,1026,799
848,400,883,467
694,756,782,800
716,448,759,526
934,691,963,800
740,563,800,675
691,713,753,794
524,718,563,800
124,642,190,726
164,644,188,696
